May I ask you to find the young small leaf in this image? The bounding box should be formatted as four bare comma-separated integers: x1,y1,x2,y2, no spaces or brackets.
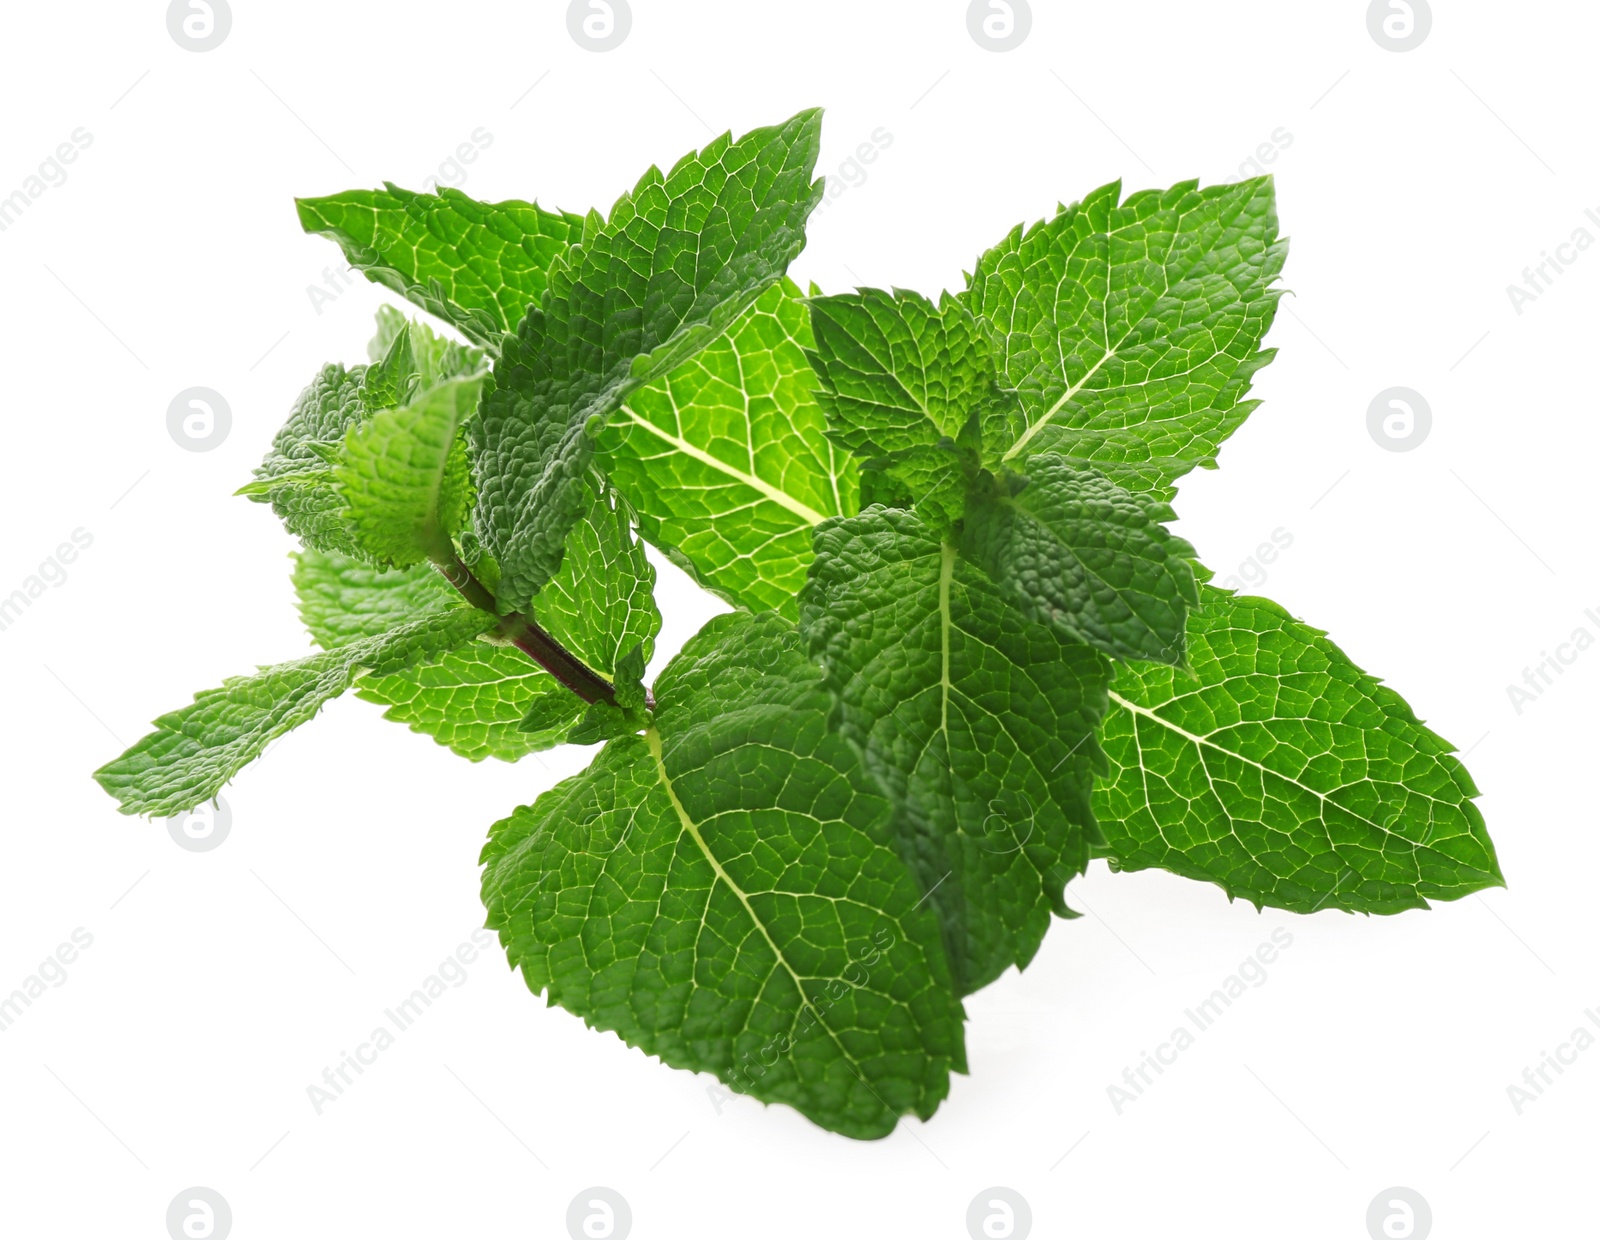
964,177,1286,497
338,374,486,568
481,611,965,1138
959,454,1198,664
808,287,1012,462
296,185,587,350
596,279,858,616
473,110,825,611
799,507,1111,996
1094,586,1503,913
245,315,487,563
245,363,369,558
95,608,495,817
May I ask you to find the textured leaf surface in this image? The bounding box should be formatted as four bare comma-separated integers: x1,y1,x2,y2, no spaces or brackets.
473,110,825,611
799,507,1110,995
291,475,658,762
246,363,370,557
362,307,483,407
963,177,1285,497
339,375,486,567
293,550,581,761
528,481,661,678
960,454,1197,664
95,609,495,815
1093,587,1503,913
597,279,857,616
244,315,486,561
808,287,1010,461
481,612,965,1138
297,185,586,349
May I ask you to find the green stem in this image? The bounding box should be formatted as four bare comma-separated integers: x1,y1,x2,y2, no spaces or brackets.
429,547,618,707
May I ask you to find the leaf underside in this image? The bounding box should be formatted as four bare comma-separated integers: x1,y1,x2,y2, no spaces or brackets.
94,608,495,816
296,184,587,350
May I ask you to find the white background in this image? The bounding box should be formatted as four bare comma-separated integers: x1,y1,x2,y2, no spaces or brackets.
0,1,1594,1236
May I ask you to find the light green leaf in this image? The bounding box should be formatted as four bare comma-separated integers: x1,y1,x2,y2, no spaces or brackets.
525,482,661,682
963,177,1286,497
291,472,658,764
597,279,858,617
94,608,495,816
808,286,1011,462
362,306,482,408
296,185,587,350
1093,586,1503,913
960,454,1198,664
473,110,825,611
292,550,581,762
245,314,486,561
481,611,966,1139
338,374,486,568
799,507,1111,996
245,363,370,557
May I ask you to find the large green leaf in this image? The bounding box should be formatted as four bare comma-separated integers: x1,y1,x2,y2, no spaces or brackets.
799,507,1111,996
959,454,1197,665
480,611,965,1139
596,279,857,616
962,177,1285,498
94,608,496,816
1093,586,1503,913
296,185,587,350
472,110,825,612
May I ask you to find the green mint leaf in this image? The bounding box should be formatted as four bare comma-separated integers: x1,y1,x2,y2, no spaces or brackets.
245,314,487,562
245,363,369,557
365,647,582,759
563,698,651,745
523,482,661,683
596,279,858,617
870,443,972,533
472,110,825,611
808,287,1013,463
296,185,587,350
338,374,487,568
964,177,1286,497
1094,586,1503,912
293,549,582,761
363,307,483,407
94,608,495,816
799,507,1111,995
291,468,658,764
481,611,965,1138
959,454,1198,664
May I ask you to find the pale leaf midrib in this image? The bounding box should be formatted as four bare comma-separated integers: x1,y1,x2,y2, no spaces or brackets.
616,404,830,526
1106,688,1448,852
643,726,855,1066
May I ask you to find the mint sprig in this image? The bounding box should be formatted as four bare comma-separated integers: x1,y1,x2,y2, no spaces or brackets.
94,114,1502,1140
